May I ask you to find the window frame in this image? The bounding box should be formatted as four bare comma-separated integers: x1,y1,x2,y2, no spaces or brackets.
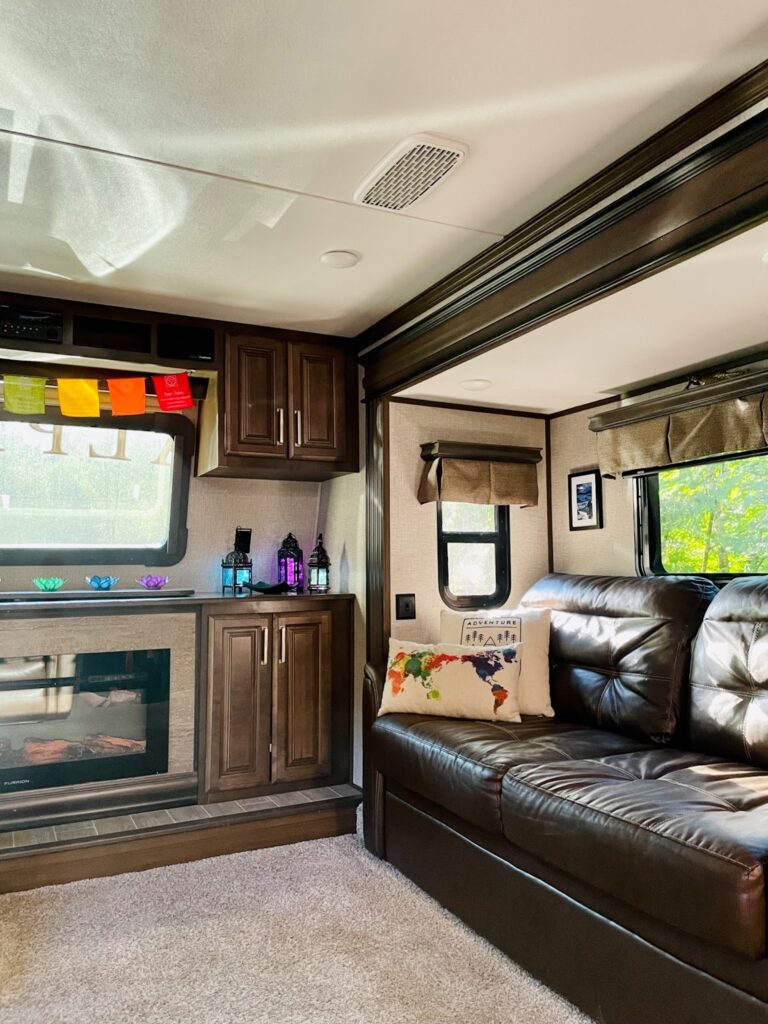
634,447,768,584
437,501,511,610
0,409,194,567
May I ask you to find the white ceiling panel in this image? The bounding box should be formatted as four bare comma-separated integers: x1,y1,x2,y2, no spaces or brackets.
0,1,767,330
398,220,768,413
0,134,493,334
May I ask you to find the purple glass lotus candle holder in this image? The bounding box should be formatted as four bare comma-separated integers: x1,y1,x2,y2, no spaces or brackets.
136,575,169,591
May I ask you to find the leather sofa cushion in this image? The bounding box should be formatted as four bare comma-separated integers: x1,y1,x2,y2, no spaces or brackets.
521,573,717,743
501,749,768,958
371,714,648,833
687,576,768,768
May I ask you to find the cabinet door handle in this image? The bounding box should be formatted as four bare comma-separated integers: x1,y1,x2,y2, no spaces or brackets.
261,625,269,665
294,410,302,447
279,626,287,664
276,408,284,445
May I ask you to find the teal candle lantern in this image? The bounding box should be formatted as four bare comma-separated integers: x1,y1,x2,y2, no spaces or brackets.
222,527,253,596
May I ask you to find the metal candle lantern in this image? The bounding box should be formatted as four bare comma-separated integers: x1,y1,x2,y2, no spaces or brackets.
221,527,253,596
277,532,304,593
308,534,331,595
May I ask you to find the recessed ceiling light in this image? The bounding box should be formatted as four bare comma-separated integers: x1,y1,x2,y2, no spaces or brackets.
459,378,492,391
761,249,768,264
320,250,360,269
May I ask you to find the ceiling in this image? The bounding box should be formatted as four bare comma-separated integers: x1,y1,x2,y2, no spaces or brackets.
1,1,768,335
398,219,768,413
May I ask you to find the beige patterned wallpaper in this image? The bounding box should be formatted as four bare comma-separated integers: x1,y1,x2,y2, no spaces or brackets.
549,403,636,575
318,468,365,784
0,475,322,594
388,401,549,644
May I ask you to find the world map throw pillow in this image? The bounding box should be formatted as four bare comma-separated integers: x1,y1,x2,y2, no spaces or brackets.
439,607,553,718
379,639,523,722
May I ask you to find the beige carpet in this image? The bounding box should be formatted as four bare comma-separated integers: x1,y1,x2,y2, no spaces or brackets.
0,830,592,1024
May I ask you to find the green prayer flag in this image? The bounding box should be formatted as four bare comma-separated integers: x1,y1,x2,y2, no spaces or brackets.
3,375,46,415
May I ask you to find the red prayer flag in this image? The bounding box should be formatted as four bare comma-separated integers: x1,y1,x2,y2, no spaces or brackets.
107,377,146,416
152,372,194,411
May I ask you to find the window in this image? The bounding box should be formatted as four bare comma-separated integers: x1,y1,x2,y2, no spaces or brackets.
636,451,768,578
437,501,510,609
0,412,193,565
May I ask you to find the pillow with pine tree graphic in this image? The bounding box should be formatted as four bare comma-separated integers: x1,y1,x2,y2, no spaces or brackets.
440,607,553,717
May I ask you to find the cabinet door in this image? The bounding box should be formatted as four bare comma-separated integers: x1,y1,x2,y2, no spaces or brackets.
272,611,332,783
206,615,272,793
225,335,287,457
289,343,346,462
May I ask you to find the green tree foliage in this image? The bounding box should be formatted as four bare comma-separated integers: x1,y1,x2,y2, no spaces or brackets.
659,455,768,573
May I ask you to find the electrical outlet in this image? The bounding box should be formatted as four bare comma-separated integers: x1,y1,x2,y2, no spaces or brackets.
396,593,416,620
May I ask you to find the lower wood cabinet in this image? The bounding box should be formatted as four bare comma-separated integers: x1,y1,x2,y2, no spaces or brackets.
203,598,352,800
271,611,332,783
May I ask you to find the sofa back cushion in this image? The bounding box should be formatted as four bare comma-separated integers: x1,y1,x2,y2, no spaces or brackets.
520,573,717,743
686,577,768,767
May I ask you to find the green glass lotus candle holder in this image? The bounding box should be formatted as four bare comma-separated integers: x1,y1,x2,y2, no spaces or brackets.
32,577,66,592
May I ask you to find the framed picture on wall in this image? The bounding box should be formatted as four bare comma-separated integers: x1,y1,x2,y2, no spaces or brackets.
568,469,603,531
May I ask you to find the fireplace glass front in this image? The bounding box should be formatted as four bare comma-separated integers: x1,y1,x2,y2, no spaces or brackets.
0,649,170,794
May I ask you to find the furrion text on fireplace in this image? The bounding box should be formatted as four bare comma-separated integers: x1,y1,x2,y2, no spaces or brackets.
0,649,170,793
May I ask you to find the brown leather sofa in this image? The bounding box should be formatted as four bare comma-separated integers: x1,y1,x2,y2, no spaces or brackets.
363,573,768,1024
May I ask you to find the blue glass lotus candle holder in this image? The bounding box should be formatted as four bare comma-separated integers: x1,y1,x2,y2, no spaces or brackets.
136,575,169,590
33,577,66,592
85,575,120,591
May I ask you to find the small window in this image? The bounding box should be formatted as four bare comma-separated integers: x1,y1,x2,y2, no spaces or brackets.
636,451,768,578
0,412,193,565
437,501,511,609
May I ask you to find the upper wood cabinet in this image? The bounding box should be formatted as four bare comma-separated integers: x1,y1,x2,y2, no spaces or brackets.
225,336,286,458
198,330,358,480
289,343,346,463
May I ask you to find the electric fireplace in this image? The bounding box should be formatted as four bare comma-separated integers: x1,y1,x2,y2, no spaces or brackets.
0,649,169,794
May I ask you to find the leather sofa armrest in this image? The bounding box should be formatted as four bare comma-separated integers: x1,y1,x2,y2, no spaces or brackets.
363,661,384,730
363,660,386,857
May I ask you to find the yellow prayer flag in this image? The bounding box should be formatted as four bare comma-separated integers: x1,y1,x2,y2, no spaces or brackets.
57,378,101,418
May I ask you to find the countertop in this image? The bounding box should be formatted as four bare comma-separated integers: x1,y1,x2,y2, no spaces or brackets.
0,592,355,616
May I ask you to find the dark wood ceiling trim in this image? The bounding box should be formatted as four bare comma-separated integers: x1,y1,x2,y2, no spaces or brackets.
388,396,547,420
357,59,768,358
547,395,619,420
361,109,768,396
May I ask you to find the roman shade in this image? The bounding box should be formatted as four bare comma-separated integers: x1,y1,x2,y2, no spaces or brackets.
417,441,540,507
589,372,768,476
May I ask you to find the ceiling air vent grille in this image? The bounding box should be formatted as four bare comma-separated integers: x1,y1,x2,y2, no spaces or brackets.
355,134,468,211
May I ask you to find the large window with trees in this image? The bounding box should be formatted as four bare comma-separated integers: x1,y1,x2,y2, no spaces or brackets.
437,502,511,609
637,451,768,578
0,412,193,565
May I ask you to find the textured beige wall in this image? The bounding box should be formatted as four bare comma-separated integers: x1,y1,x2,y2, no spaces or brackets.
388,401,549,643
0,613,196,774
550,404,636,576
317,468,365,785
0,476,322,594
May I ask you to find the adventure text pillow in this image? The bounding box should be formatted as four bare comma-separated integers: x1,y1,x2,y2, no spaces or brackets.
440,607,553,717
379,638,522,722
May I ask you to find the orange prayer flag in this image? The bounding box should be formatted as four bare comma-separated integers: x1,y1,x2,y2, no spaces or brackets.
57,378,100,418
107,377,146,416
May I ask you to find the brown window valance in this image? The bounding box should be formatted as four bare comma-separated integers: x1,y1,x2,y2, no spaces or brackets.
417,441,541,507
589,371,768,476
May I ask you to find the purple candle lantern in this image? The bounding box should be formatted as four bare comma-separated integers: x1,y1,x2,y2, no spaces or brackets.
277,533,304,593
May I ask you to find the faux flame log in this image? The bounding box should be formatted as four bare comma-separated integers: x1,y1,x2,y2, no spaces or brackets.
22,735,146,764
